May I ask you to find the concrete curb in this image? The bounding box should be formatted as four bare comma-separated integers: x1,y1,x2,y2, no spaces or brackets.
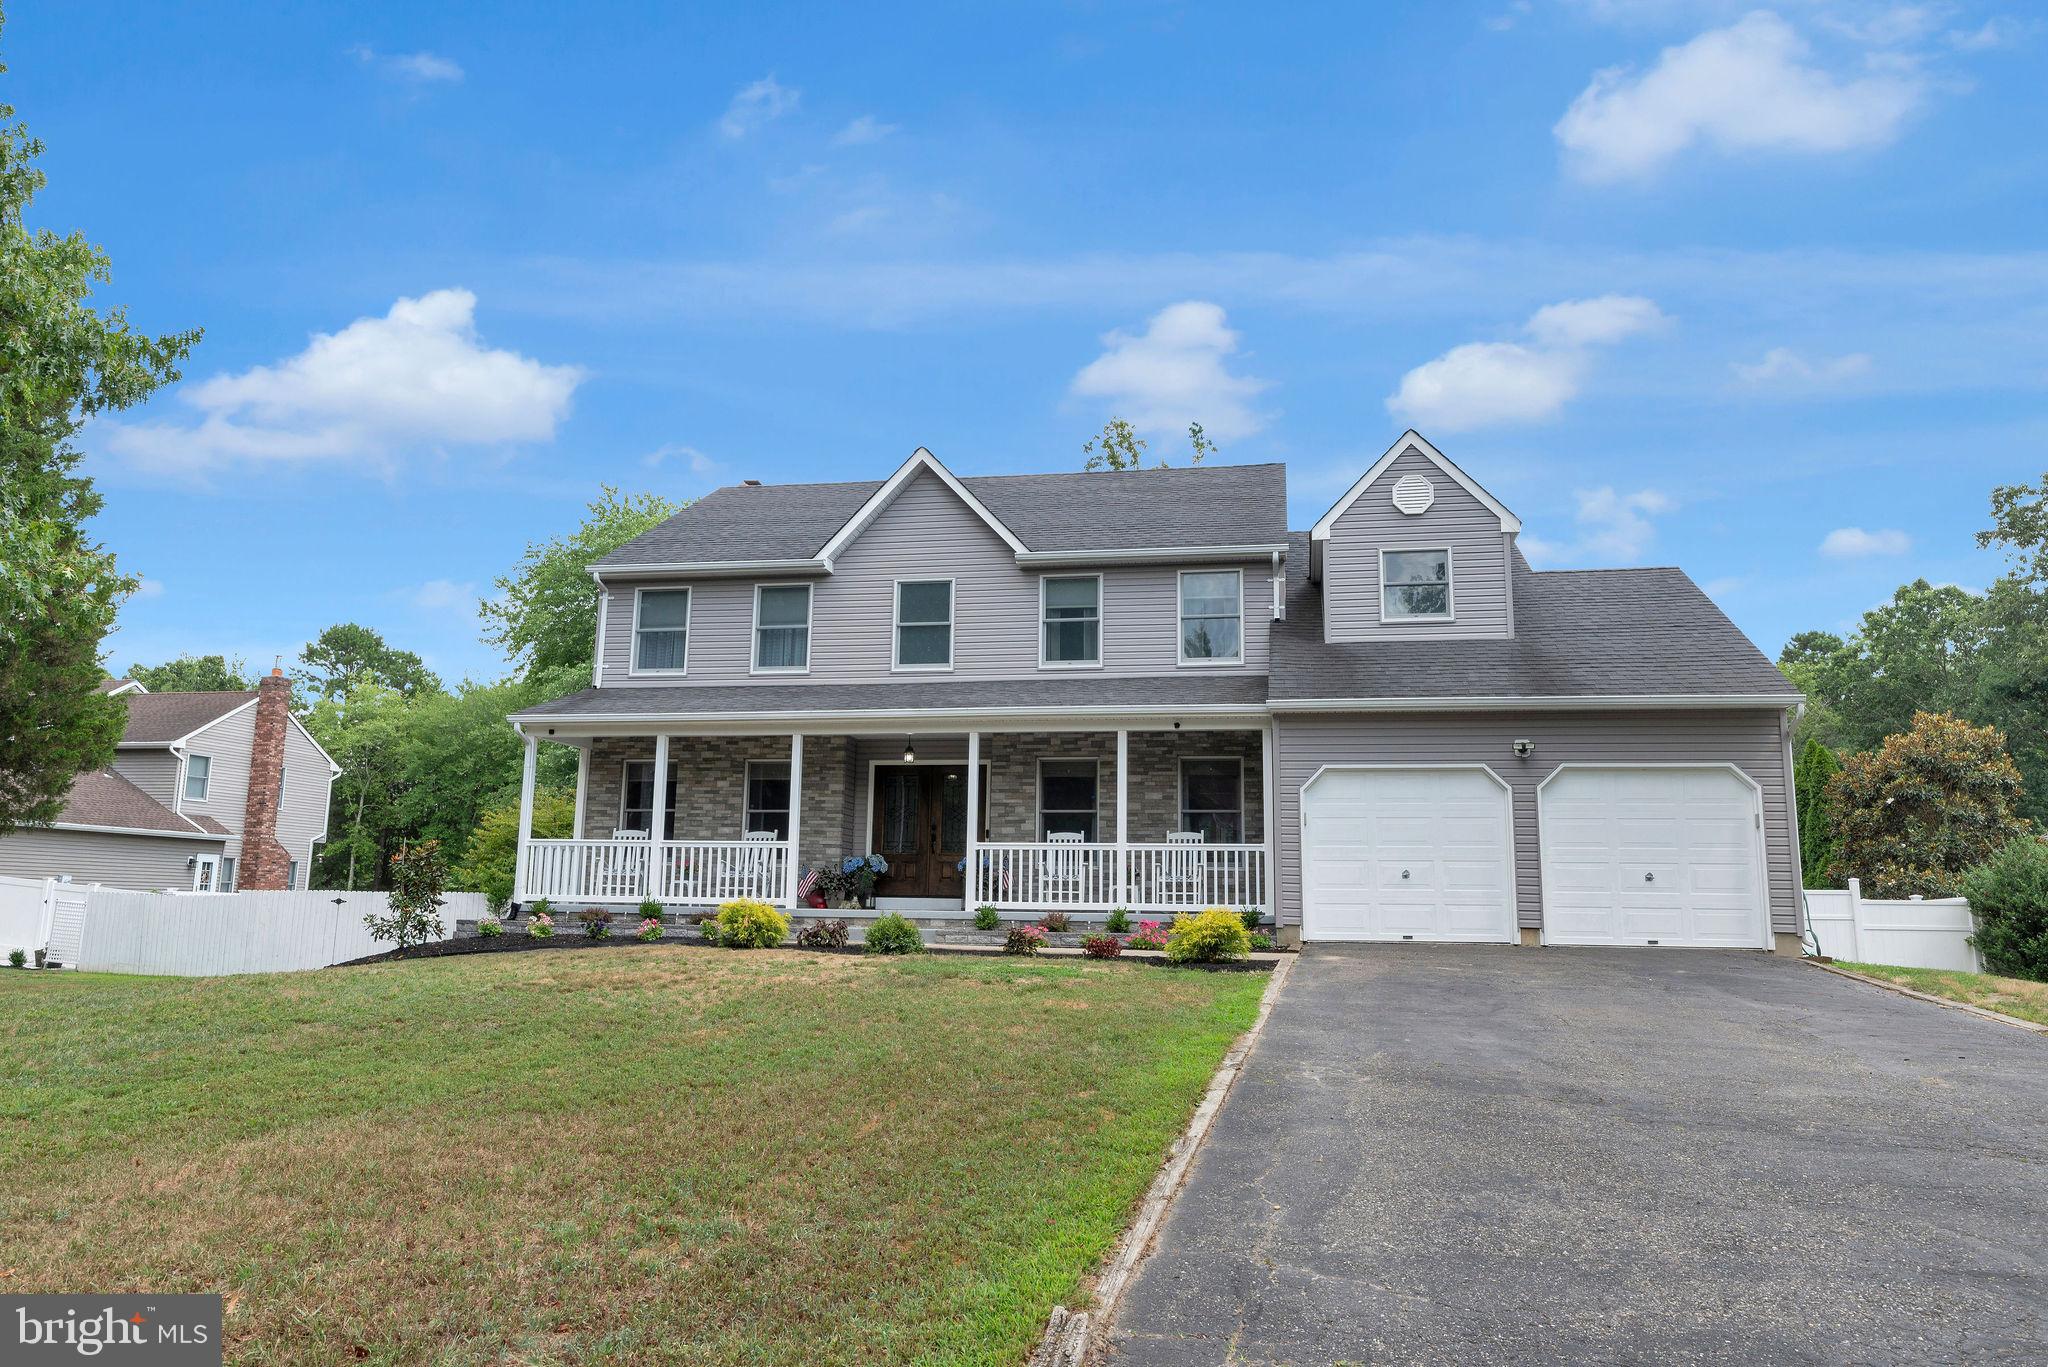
1806,959,2048,1035
1025,955,1297,1367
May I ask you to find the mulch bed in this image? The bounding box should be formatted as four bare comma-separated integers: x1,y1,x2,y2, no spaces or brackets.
334,932,1276,972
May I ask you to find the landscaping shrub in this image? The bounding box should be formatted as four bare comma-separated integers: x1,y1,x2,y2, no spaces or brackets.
1038,911,1071,933
1080,933,1122,959
7,948,24,968
973,904,1001,930
714,899,790,949
580,907,612,940
638,898,666,921
527,911,554,939
475,912,504,938
1104,907,1131,933
697,917,722,946
863,913,923,955
367,840,451,952
795,918,851,949
527,898,553,921
1794,737,1845,889
1127,920,1169,951
636,917,663,943
1961,836,2048,982
1829,712,2031,897
1005,924,1049,956
1166,907,1251,963
1237,906,1265,932
1247,931,1275,952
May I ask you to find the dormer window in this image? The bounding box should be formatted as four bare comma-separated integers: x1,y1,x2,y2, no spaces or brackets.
1381,548,1452,621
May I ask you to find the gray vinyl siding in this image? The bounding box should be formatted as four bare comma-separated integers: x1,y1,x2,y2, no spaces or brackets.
1272,709,1799,936
278,722,335,883
178,703,258,852
110,750,181,808
597,468,1272,687
1322,446,1511,642
0,828,223,890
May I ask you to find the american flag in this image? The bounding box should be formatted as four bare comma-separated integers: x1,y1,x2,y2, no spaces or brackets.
796,867,821,899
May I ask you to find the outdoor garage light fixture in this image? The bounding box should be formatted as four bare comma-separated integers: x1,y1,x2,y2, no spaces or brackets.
1512,739,1536,758
903,736,917,763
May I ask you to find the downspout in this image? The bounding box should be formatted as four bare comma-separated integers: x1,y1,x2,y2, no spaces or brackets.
1271,550,1285,620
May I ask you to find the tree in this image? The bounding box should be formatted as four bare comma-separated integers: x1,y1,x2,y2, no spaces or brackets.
367,840,450,952
294,622,440,701
302,683,411,891
1827,712,2031,898
454,789,574,907
481,487,681,681
0,11,200,833
1960,836,2048,982
1979,469,2048,587
1793,737,1843,889
126,654,251,692
1082,418,1215,472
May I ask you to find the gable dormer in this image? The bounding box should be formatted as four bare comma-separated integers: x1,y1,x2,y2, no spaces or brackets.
1309,431,1520,643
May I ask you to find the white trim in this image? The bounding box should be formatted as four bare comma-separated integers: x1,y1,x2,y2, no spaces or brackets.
1268,694,1804,713
1177,754,1247,843
105,680,148,696
1534,762,1772,951
191,853,221,892
1177,567,1245,667
1038,572,1104,670
1296,763,1517,945
1377,545,1455,624
183,752,213,803
1310,430,1522,541
510,704,1275,732
617,755,678,837
593,558,828,581
1014,543,1288,567
628,585,692,678
863,756,991,896
750,582,814,675
741,757,795,837
817,447,1029,565
50,821,226,843
892,576,956,672
1036,756,1103,840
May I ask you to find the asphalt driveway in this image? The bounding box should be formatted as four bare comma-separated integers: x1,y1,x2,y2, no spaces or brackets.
1108,946,2048,1365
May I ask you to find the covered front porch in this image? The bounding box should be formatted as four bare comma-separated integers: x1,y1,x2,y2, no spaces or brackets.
509,721,1273,919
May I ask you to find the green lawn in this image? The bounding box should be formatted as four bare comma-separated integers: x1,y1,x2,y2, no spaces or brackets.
1839,961,2048,1027
0,947,1265,1365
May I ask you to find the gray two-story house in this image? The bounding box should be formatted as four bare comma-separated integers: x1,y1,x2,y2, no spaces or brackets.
506,432,1805,952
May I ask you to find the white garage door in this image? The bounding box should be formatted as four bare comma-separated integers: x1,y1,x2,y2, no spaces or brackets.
1301,767,1515,943
1540,766,1767,948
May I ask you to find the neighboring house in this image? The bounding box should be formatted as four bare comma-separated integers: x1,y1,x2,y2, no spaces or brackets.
506,432,1805,951
0,670,340,891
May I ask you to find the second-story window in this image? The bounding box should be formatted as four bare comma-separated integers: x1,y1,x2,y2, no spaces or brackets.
1042,575,1101,666
895,579,953,669
1179,570,1242,664
184,754,212,802
1380,548,1452,620
634,588,690,673
754,585,811,671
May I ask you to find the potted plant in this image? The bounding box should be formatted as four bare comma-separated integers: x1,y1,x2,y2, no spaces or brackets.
836,854,888,909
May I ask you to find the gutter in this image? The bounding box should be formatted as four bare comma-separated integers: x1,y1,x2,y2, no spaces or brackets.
1266,693,1806,713
510,701,1272,731
591,559,829,582
1013,543,1289,568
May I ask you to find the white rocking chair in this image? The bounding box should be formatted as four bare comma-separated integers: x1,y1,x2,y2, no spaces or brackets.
1157,831,1208,906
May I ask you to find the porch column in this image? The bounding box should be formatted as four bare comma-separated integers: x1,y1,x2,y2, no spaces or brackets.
572,745,590,839
785,732,804,907
513,732,538,903
1116,728,1130,907
1260,723,1276,913
965,731,981,907
648,733,670,901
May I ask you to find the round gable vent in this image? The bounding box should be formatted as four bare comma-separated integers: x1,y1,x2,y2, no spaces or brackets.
1391,472,1436,515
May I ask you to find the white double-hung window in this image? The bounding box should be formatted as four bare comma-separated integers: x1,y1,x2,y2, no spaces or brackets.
895,580,953,669
753,585,811,671
1380,548,1451,621
184,755,212,802
634,588,690,673
1041,575,1101,666
1178,570,1242,664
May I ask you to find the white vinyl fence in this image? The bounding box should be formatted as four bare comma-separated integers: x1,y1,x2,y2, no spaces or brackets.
19,886,483,977
0,875,55,962
1806,878,1981,972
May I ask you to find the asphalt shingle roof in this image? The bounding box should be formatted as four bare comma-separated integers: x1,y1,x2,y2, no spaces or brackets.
594,461,1290,568
57,769,227,838
516,673,1272,720
1270,534,1796,702
118,692,257,745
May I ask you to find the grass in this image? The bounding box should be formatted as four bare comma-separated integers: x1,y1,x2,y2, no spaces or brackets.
0,947,1265,1365
1838,961,2048,1027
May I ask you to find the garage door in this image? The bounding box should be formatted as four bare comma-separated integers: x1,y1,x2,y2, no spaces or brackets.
1301,767,1515,942
1539,766,1767,948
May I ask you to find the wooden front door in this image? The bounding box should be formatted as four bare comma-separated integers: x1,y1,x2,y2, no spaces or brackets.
871,765,985,900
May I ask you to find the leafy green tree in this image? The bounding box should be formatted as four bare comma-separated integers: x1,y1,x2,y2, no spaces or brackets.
295,622,440,701
1793,737,1843,888
0,13,200,833
1082,417,1215,471
481,487,681,681
1960,836,2048,982
126,654,251,692
303,683,411,890
1979,469,2048,587
454,788,573,906
1827,712,2031,897
367,840,450,952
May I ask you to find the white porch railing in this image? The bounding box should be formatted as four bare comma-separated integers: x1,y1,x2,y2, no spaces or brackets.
972,842,1269,914
521,839,790,905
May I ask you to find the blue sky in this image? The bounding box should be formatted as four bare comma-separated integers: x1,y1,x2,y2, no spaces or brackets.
13,0,2046,683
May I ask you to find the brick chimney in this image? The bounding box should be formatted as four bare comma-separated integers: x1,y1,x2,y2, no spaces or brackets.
237,668,294,890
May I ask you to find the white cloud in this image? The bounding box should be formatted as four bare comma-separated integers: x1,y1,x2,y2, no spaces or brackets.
348,44,463,83
1732,345,1873,387
643,443,718,475
1069,301,1271,441
97,289,583,474
130,578,165,600
1820,525,1912,556
1521,487,1677,566
1554,11,1926,182
403,579,478,612
832,115,898,146
1387,294,1664,431
719,76,800,139
1947,15,2035,50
